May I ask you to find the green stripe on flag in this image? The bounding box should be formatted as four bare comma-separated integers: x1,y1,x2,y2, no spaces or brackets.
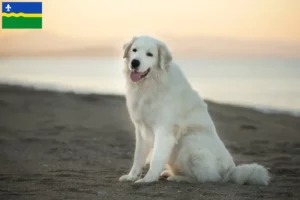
2,16,42,29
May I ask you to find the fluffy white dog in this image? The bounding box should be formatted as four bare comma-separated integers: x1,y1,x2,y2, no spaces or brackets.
119,35,270,185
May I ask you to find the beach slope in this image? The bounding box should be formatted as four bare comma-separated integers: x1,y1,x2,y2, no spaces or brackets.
0,84,299,200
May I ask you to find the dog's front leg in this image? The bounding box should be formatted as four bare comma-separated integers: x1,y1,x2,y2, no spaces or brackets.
119,128,151,182
135,126,176,183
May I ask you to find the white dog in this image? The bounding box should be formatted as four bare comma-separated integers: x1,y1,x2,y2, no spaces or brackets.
119,36,270,185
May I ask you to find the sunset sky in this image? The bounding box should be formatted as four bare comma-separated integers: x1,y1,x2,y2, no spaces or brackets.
1,0,299,41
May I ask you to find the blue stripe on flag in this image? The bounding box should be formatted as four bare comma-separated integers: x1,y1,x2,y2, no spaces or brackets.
2,2,42,14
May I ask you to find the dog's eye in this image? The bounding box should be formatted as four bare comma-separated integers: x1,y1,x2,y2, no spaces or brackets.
147,52,153,57
132,48,137,52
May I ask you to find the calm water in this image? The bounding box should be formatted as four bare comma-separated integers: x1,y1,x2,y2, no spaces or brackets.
1,57,300,115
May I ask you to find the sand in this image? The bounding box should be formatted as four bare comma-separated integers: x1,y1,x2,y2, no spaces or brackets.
0,84,299,200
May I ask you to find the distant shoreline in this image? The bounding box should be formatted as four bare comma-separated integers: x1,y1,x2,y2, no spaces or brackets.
1,81,299,118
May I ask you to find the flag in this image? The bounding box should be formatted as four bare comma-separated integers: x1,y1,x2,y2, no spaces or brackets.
2,2,42,29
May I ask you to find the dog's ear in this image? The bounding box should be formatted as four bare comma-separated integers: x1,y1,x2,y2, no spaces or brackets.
123,36,137,59
158,42,172,69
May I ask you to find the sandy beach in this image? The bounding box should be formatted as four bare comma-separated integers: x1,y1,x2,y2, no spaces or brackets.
0,84,299,200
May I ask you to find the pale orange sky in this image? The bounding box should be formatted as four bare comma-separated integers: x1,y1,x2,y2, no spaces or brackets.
1,0,300,42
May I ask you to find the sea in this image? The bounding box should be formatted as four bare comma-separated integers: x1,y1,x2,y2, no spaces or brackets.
0,57,300,117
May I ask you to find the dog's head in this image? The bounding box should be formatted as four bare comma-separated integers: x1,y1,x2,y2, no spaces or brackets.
123,36,172,82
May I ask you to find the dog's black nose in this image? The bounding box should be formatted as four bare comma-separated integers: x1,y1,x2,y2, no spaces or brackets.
131,59,140,69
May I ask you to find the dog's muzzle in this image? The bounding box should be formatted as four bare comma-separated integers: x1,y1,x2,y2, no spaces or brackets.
130,68,150,82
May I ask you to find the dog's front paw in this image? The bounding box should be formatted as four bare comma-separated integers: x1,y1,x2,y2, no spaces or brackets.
135,177,157,184
119,174,139,182
135,178,148,184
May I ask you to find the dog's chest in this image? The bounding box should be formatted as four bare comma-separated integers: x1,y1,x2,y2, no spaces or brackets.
127,93,161,126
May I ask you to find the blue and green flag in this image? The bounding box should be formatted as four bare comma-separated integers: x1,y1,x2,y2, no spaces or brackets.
2,2,42,29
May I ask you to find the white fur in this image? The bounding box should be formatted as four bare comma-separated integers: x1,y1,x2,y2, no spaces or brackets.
119,36,270,186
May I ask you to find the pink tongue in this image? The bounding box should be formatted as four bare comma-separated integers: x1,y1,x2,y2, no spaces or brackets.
130,71,142,82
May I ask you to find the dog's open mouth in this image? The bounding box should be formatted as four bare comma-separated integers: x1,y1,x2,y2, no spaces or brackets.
130,68,150,82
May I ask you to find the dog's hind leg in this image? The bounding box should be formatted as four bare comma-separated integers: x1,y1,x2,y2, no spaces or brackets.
160,170,172,177
188,149,222,183
167,175,196,183
160,164,175,178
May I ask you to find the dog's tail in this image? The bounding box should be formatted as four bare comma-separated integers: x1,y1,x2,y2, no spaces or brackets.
223,163,270,186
